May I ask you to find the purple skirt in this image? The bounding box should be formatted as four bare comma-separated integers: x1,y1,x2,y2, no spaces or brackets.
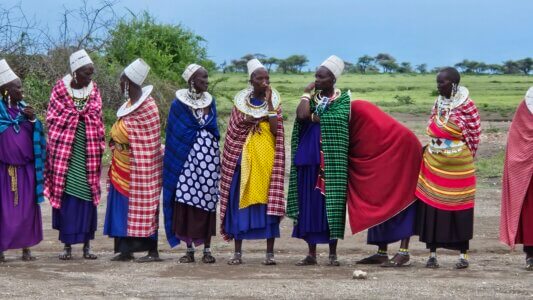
224,160,280,240
291,122,333,244
52,194,97,245
367,202,416,245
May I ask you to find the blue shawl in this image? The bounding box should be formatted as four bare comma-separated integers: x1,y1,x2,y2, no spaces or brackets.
0,99,46,204
163,98,220,247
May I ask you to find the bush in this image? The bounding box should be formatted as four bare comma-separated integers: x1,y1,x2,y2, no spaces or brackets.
394,94,415,105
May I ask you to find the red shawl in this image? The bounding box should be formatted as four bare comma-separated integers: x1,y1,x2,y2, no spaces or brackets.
122,97,163,237
45,79,105,208
500,100,533,248
347,100,422,234
219,106,285,241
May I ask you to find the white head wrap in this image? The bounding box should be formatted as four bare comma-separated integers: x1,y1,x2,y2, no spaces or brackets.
525,86,533,114
124,58,150,86
70,49,93,73
182,64,203,82
320,55,345,79
0,59,19,87
247,59,266,77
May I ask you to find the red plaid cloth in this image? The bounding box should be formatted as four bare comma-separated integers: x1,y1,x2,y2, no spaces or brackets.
45,79,105,208
122,97,163,237
219,106,285,241
430,97,481,156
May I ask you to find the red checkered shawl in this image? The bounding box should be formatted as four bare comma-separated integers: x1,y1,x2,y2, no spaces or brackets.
45,79,105,208
121,97,163,237
500,100,533,248
429,97,481,157
219,106,285,241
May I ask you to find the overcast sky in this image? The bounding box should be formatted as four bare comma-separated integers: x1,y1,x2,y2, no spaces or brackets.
3,0,533,68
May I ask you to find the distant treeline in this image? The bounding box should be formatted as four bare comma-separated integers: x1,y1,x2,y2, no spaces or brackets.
222,53,533,75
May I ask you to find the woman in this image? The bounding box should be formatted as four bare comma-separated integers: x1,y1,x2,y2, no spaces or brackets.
415,67,481,269
347,100,422,268
219,58,285,265
163,64,220,263
46,49,105,260
0,59,45,262
288,55,349,266
500,87,533,271
103,58,163,262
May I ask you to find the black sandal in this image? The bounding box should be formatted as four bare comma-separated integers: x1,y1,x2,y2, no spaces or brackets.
0,252,5,263
179,252,195,263
381,253,410,268
328,254,340,267
21,248,37,261
136,250,162,263
356,253,388,265
455,258,469,269
262,253,276,266
227,252,242,265
111,253,135,262
526,257,533,271
59,246,72,260
83,246,98,260
426,257,439,269
202,252,216,264
296,255,317,266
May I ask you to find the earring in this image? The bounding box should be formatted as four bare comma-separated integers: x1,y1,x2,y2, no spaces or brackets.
451,83,458,97
190,81,197,94
124,80,129,99
73,72,78,84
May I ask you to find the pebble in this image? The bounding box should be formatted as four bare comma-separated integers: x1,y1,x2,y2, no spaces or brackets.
352,270,368,280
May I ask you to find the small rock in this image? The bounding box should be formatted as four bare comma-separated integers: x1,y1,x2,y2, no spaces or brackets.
352,270,368,280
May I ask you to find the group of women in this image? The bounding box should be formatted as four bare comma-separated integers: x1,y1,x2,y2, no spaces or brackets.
0,50,531,271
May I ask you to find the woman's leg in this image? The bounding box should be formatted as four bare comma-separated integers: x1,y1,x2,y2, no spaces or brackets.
202,236,216,264
328,240,340,266
263,238,276,265
296,242,317,266
228,240,243,265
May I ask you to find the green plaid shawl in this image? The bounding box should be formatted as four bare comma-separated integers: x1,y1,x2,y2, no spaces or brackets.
287,91,350,239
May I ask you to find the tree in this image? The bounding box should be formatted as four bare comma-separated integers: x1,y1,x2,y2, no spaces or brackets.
375,53,397,73
356,55,374,74
397,62,413,73
105,12,214,82
516,57,533,75
502,60,520,74
415,63,427,74
487,64,502,74
263,57,279,72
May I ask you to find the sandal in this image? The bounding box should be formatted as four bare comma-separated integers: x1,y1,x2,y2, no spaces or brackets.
227,252,242,265
262,253,276,266
136,250,162,263
426,257,439,269
179,252,195,263
111,253,135,262
201,252,216,264
59,246,72,260
381,253,410,268
356,253,388,265
526,257,533,271
83,246,98,260
296,255,317,266
21,248,37,261
455,258,469,269
328,254,340,267
0,252,5,263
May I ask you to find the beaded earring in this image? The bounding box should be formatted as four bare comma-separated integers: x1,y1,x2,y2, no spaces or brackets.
190,81,197,94
73,72,78,84
452,83,458,97
124,80,129,99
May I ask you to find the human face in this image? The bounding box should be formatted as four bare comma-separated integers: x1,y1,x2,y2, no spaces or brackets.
314,66,335,91
74,64,95,87
190,68,209,93
6,78,24,102
436,72,453,98
250,68,269,94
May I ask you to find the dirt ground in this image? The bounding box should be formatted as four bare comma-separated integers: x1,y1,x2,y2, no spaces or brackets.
0,117,532,299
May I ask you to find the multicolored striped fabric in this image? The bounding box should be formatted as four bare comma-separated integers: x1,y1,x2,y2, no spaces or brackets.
219,104,285,242
500,100,533,248
63,121,93,201
45,78,105,208
108,119,131,197
287,91,350,239
416,115,477,211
